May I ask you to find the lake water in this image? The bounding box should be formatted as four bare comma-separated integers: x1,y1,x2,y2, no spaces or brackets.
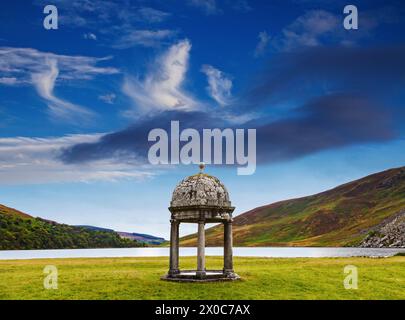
1,247,404,260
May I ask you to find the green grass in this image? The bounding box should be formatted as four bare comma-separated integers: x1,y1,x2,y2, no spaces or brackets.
0,256,404,300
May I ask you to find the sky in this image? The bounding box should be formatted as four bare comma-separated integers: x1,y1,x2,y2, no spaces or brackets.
0,0,404,238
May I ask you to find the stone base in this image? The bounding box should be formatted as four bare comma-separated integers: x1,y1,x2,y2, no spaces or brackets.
161,270,240,282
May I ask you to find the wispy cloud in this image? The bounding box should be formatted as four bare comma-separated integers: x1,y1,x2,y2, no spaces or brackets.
201,65,232,106
0,47,118,121
83,32,97,40
274,10,340,51
0,47,118,83
98,93,116,104
137,7,171,23
188,0,220,15
35,0,171,26
272,7,402,52
0,134,152,185
123,39,198,114
34,0,173,48
113,29,176,49
31,59,94,121
254,31,270,57
187,0,251,15
231,0,252,12
0,77,18,85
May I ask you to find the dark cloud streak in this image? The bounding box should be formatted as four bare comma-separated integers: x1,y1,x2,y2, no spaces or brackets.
255,94,396,163
60,45,404,167
239,45,405,111
60,94,397,166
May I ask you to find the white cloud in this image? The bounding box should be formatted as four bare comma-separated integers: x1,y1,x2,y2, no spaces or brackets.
0,47,118,83
284,10,339,49
201,65,232,106
0,134,153,185
98,93,116,104
123,39,198,113
278,10,339,51
254,31,270,57
271,8,402,52
35,1,170,26
188,0,219,15
114,29,176,49
35,1,172,48
0,47,118,121
137,7,171,23
31,59,94,121
272,10,340,51
0,77,18,85
83,32,97,40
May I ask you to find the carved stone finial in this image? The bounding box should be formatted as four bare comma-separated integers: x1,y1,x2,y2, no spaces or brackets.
199,162,205,173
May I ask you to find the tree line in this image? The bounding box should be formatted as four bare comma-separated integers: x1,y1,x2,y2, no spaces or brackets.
0,213,145,250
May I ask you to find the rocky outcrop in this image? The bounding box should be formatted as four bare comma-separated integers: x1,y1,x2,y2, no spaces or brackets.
361,210,405,248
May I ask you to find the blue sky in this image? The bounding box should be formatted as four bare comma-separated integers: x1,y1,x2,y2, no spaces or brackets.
0,0,404,238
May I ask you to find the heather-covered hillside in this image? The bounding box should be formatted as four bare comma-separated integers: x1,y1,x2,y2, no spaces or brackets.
181,167,405,247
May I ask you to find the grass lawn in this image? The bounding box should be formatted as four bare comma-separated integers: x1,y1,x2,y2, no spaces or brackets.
0,256,404,300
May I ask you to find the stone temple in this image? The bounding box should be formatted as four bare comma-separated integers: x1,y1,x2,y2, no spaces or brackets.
162,164,240,282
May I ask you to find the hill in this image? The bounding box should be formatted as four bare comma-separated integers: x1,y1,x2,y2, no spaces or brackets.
180,166,405,247
0,205,144,250
117,232,166,245
0,204,32,219
75,225,114,233
76,225,166,244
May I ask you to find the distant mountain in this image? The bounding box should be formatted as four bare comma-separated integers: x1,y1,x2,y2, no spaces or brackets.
117,232,166,245
75,225,114,233
0,206,145,250
180,166,405,247
76,225,166,245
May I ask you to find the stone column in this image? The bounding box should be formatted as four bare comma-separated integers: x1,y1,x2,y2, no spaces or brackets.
196,220,206,277
169,220,179,275
223,221,234,275
176,222,179,272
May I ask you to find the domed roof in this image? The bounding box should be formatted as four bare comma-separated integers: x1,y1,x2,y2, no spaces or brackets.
170,172,232,208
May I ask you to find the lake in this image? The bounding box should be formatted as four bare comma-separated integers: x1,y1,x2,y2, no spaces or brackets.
1,247,404,260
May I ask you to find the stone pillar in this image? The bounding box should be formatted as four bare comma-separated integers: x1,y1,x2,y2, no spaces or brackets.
196,220,206,277
169,220,179,275
176,222,179,272
224,221,234,275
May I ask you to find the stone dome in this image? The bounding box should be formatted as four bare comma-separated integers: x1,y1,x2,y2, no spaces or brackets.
170,173,232,208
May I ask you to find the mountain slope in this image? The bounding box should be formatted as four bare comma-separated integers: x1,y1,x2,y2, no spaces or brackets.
76,225,166,244
180,166,405,247
0,205,144,250
0,204,32,219
117,232,166,245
